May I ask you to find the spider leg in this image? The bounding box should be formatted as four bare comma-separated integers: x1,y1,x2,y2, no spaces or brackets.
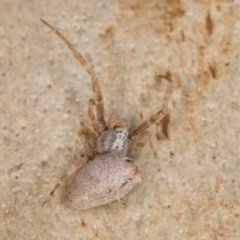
156,112,170,140
107,113,130,129
41,19,107,133
129,75,174,139
88,99,101,136
128,131,149,149
79,142,97,158
42,156,88,207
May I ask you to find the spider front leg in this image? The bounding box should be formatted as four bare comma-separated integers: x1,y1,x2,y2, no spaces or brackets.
88,99,101,136
41,19,107,134
107,113,130,129
42,156,88,207
129,75,174,139
128,131,149,149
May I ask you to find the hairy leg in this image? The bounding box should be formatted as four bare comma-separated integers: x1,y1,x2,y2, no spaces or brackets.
79,142,97,158
128,131,149,149
41,19,106,133
42,156,88,207
88,99,101,136
129,75,174,139
156,112,170,140
107,113,130,129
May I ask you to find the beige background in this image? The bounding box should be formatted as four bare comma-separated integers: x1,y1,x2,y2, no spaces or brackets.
1,0,240,239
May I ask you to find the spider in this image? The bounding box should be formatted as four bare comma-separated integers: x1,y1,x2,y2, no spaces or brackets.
41,19,174,210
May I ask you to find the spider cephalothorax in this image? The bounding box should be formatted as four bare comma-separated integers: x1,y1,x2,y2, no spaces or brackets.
97,127,129,155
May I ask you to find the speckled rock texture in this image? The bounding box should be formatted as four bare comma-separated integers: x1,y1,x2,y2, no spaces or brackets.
1,1,240,239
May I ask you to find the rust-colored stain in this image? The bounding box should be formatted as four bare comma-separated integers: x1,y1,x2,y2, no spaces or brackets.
206,12,214,36
118,0,185,34
81,219,87,227
209,64,217,79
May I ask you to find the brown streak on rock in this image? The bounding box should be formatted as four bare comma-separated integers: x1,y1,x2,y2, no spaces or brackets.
206,12,214,36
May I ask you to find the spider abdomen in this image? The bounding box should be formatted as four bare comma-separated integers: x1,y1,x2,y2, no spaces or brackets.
68,153,144,209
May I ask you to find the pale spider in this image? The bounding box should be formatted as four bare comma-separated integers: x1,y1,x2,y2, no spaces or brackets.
41,19,174,210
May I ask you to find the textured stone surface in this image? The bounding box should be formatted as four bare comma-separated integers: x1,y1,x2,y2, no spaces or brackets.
1,1,240,239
